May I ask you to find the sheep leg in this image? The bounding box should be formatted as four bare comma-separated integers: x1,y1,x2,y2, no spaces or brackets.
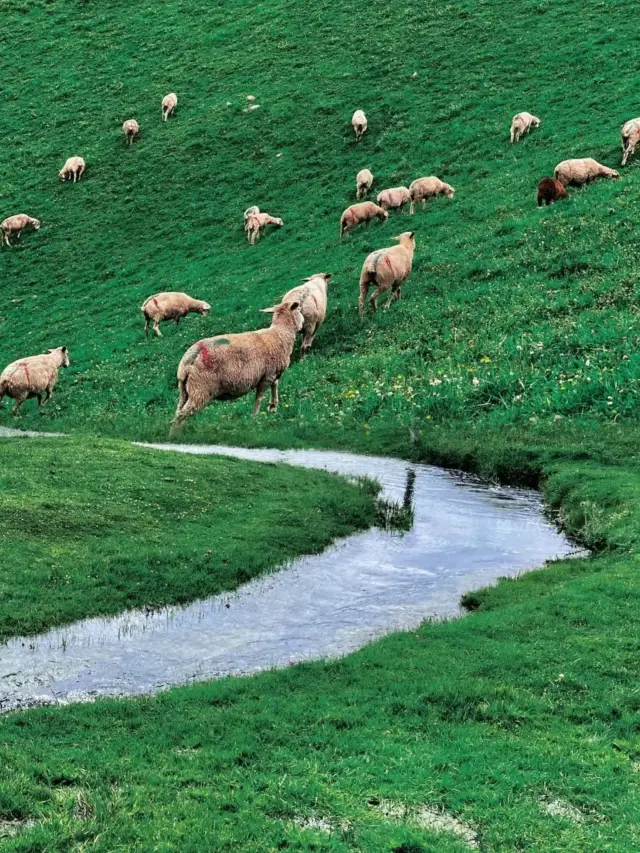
12,394,27,414
301,325,316,355
144,317,150,337
370,290,380,313
268,379,279,413
153,321,162,338
43,387,52,403
253,379,268,415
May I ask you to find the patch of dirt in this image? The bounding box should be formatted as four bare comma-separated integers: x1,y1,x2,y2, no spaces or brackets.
0,818,37,839
541,798,585,823
368,798,478,847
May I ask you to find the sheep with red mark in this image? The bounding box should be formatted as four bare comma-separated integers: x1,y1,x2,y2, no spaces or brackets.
162,93,178,121
553,158,619,187
510,112,541,143
377,186,411,211
122,119,140,146
0,346,69,414
173,301,303,422
340,201,388,238
141,292,211,337
537,178,567,206
59,157,86,183
1,214,40,247
409,177,455,213
356,169,374,199
352,110,367,141
621,117,640,165
246,212,283,245
359,231,416,314
281,273,331,354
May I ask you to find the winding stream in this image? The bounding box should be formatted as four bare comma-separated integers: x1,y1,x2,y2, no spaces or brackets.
0,443,577,712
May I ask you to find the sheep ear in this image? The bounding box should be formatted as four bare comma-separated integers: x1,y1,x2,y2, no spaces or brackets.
323,273,333,282
260,306,276,314
289,301,300,311
409,231,415,239
61,346,67,353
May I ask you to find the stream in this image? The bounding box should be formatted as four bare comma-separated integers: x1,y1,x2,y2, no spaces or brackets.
0,443,577,712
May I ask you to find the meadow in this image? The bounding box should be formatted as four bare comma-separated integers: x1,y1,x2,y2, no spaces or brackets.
2,0,640,849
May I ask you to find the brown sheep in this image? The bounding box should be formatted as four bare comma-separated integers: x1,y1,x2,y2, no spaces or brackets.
141,292,211,337
59,156,86,183
537,178,567,207
281,273,331,354
377,187,411,211
246,212,283,245
1,214,40,247
409,177,455,214
162,93,178,121
356,169,374,200
553,158,619,187
0,346,69,413
352,110,367,141
173,301,303,422
510,112,541,144
122,119,140,146
359,231,416,314
340,201,388,239
621,117,640,166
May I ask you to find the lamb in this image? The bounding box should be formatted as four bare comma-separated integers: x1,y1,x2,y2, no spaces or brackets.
281,273,332,355
1,214,40,247
162,93,178,121
356,169,374,199
0,346,69,414
553,158,619,187
359,231,416,314
122,119,140,146
243,205,260,230
621,117,640,165
340,201,388,239
352,110,367,141
59,156,86,183
409,177,455,214
246,212,283,245
510,112,541,144
141,292,211,338
377,186,411,211
537,177,567,207
173,301,303,422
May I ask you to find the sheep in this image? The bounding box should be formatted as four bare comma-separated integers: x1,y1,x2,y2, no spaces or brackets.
173,301,303,422
510,112,541,144
352,110,367,141
281,273,332,355
0,346,69,414
246,212,283,245
621,117,640,165
122,119,140,146
553,158,619,187
356,169,374,200
141,292,211,338
59,156,86,183
377,186,411,211
162,92,178,121
243,205,260,230
339,201,388,239
359,231,416,314
537,177,567,207
1,214,40,247
409,177,455,214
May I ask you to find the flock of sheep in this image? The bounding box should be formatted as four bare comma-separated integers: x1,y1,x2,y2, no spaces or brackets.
0,102,638,423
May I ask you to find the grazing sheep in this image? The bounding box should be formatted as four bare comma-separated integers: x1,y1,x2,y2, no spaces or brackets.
340,201,388,238
510,112,541,144
352,110,367,141
553,158,619,187
174,301,303,422
122,119,140,146
359,231,416,314
59,156,86,183
281,273,332,355
621,117,640,165
141,292,211,338
0,346,69,414
246,212,283,245
162,92,178,121
356,169,374,200
537,177,567,207
377,186,411,211
1,214,40,247
244,205,260,230
409,177,455,213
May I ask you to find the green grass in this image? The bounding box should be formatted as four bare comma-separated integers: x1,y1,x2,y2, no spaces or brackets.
3,0,640,849
0,437,375,640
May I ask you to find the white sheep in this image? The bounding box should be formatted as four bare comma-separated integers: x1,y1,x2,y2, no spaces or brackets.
244,205,260,230
281,273,331,354
122,119,140,146
246,212,283,245
174,301,303,422
340,201,388,238
510,112,541,144
352,110,367,141
409,177,455,213
0,346,69,413
141,292,211,337
376,187,411,211
162,93,178,121
621,117,640,165
59,156,86,183
1,214,40,247
359,231,416,314
356,169,374,199
553,158,619,187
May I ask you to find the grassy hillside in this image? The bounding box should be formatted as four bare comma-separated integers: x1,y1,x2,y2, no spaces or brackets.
2,0,639,447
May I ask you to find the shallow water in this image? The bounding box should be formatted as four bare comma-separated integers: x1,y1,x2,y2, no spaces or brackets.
0,444,577,712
